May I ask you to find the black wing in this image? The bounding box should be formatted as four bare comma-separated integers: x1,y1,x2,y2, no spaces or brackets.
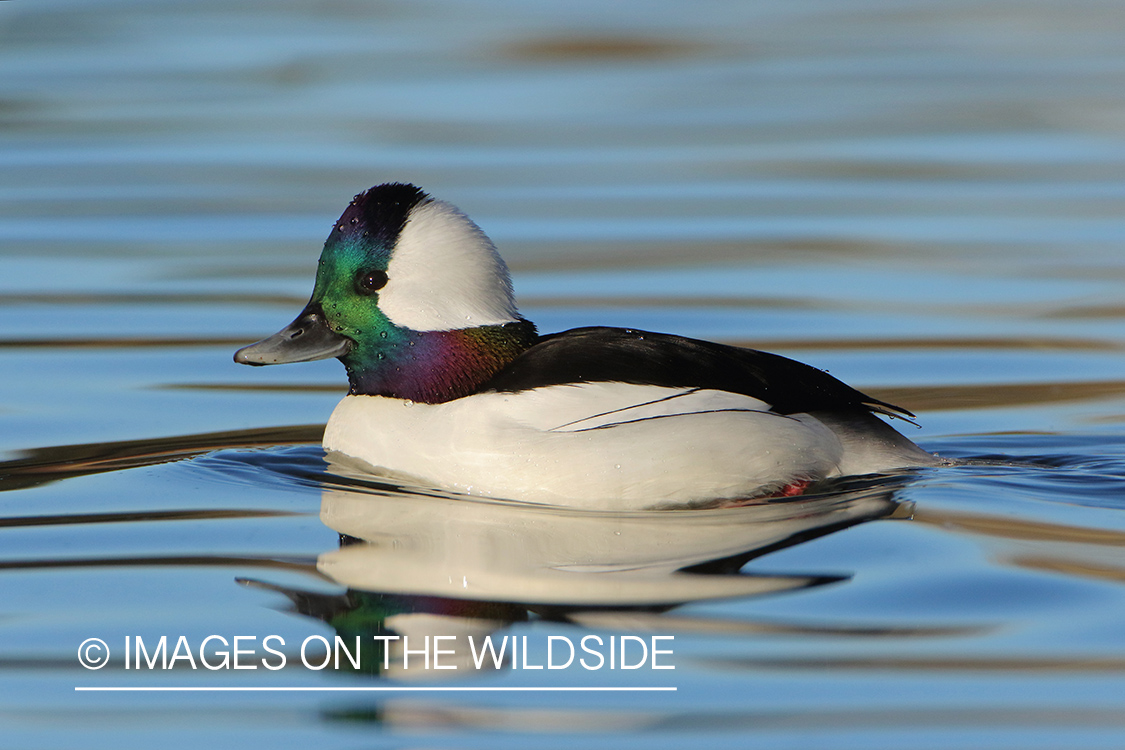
480,326,911,418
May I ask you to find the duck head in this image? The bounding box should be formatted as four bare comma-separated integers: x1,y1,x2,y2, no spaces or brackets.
235,183,537,402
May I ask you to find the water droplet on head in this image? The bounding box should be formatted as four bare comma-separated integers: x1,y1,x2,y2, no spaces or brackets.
379,331,388,339
403,399,414,408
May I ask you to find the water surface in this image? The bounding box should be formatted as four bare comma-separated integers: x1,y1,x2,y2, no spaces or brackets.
2,1,1125,748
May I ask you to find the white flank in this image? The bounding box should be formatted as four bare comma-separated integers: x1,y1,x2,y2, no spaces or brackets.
320,383,915,509
377,199,521,331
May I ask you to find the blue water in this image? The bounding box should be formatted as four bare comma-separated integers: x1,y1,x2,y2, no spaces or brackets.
2,1,1125,747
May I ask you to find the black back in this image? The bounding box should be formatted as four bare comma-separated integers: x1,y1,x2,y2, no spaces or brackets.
480,327,910,418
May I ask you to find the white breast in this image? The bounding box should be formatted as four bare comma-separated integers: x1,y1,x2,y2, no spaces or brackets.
320,382,899,509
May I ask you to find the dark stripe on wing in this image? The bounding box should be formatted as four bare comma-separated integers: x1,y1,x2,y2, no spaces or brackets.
564,407,788,433
480,327,912,418
549,387,704,432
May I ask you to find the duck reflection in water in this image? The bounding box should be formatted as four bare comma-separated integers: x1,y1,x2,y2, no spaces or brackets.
242,459,912,679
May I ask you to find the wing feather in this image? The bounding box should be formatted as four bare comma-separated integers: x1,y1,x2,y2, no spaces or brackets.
482,327,911,419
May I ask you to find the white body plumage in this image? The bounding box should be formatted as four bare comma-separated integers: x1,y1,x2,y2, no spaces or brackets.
323,382,938,509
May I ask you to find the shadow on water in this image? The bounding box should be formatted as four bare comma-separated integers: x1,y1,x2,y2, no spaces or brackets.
0,424,324,492
0,428,326,574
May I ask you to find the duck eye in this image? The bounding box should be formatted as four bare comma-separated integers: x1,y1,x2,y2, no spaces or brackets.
356,270,388,294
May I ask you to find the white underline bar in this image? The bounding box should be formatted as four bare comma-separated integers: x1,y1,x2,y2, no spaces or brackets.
76,686,676,692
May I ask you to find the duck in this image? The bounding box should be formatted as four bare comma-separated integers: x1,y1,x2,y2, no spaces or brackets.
234,182,942,509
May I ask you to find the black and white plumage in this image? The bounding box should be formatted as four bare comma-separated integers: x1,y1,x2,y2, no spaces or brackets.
236,183,942,509
481,326,907,417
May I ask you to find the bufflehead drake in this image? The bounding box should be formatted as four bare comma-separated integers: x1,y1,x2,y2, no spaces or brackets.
235,182,941,509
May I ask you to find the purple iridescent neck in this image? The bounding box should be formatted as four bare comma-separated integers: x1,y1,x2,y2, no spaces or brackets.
341,320,538,403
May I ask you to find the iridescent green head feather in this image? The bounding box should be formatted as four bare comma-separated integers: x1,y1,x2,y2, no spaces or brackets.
235,183,537,402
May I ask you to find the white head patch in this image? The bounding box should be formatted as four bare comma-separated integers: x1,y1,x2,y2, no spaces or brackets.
377,200,521,331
